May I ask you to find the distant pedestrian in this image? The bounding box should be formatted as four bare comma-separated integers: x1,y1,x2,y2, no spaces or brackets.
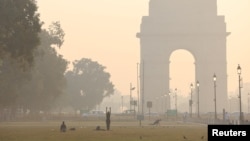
60,121,67,132
225,112,230,124
106,107,111,130
183,112,188,122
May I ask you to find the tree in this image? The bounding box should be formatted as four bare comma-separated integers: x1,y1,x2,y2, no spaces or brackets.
0,22,68,118
0,59,31,109
66,58,114,112
0,0,42,119
18,22,68,113
0,0,42,68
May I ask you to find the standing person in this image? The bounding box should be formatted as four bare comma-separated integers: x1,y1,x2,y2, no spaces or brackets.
225,112,230,124
183,112,187,123
60,121,67,132
106,107,111,130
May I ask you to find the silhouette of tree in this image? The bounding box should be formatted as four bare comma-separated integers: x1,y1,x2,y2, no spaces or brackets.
0,0,42,69
0,22,68,117
66,58,114,112
19,22,68,113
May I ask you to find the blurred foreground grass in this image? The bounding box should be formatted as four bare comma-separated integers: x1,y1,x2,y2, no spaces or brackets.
0,121,207,141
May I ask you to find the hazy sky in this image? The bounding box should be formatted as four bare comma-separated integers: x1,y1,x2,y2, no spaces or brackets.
37,0,250,98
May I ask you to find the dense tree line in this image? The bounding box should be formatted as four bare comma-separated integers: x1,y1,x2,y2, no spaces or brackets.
0,0,115,120
19,22,68,114
0,21,68,118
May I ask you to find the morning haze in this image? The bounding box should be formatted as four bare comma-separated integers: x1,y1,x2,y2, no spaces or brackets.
0,1,250,140
37,0,250,99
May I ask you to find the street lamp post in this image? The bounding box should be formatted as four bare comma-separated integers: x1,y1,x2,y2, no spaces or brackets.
169,91,171,110
121,96,123,113
175,88,177,118
213,73,217,120
164,94,167,113
137,63,140,114
155,97,159,113
196,81,200,118
229,96,232,113
130,83,135,111
237,64,243,124
161,95,165,114
248,93,250,114
190,83,193,118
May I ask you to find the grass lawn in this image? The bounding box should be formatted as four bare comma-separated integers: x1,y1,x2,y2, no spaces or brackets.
0,120,207,141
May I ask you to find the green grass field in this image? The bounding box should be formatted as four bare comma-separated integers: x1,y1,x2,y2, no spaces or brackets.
0,121,207,141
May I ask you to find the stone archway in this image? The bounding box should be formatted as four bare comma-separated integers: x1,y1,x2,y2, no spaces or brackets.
137,0,229,114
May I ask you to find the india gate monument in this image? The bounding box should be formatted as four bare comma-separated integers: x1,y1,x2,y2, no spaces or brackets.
137,0,230,114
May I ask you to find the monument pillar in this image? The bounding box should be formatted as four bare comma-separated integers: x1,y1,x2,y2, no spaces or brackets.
137,0,229,114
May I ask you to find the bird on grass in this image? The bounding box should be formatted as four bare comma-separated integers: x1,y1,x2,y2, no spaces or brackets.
183,135,188,140
201,135,204,140
139,136,142,140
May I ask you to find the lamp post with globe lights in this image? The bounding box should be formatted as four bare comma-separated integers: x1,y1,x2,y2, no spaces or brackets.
237,64,243,124
196,81,200,118
213,73,217,120
189,83,193,118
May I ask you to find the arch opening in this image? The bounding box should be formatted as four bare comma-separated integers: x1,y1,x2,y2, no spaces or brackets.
169,49,195,113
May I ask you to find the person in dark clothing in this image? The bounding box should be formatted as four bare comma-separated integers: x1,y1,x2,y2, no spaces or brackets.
60,121,67,132
106,107,111,130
